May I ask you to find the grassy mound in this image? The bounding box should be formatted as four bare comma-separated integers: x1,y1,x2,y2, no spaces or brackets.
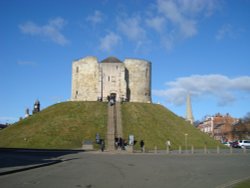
0,102,107,149
0,101,222,150
122,103,221,150
233,178,250,188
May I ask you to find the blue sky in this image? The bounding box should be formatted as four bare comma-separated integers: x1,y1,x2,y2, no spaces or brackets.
1,0,250,124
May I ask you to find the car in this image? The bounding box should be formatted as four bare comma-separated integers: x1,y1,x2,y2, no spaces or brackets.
230,141,240,148
238,140,250,149
222,142,231,147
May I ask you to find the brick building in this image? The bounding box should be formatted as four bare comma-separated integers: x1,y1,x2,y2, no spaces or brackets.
197,113,239,142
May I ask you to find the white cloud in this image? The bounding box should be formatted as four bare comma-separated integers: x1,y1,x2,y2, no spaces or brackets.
117,16,146,41
179,19,197,38
116,16,151,53
153,74,250,106
216,24,233,40
99,32,121,52
17,60,37,66
161,33,175,51
157,0,197,38
19,17,69,45
86,10,104,25
146,16,166,32
178,0,219,17
88,0,221,52
152,0,219,50
48,17,66,29
92,0,220,52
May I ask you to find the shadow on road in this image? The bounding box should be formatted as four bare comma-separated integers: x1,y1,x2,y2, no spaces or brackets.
0,148,84,170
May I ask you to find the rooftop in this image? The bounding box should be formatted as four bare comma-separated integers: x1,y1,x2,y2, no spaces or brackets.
101,56,122,63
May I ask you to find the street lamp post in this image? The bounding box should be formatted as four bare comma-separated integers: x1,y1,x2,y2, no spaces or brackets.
185,133,188,153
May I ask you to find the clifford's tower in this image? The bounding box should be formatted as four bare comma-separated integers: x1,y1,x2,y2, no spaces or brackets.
71,56,151,103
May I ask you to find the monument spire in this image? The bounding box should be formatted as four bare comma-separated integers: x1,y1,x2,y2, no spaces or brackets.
186,93,194,124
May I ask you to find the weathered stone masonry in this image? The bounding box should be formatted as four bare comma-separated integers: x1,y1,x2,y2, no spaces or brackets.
71,56,151,103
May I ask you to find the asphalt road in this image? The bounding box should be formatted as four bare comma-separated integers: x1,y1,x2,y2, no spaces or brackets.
0,150,250,188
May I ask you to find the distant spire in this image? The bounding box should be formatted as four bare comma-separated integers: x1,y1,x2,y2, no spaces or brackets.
186,93,194,124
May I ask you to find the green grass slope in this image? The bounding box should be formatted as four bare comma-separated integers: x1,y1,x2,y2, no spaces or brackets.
0,102,107,149
122,103,221,150
0,101,221,150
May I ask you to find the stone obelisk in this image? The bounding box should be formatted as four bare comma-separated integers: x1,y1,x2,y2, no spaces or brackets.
186,93,194,124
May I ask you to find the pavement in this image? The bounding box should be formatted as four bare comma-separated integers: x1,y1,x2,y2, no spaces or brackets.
0,147,249,175
1,148,250,188
0,148,84,175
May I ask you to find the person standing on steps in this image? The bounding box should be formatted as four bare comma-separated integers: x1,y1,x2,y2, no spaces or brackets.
140,140,145,152
100,139,105,152
115,137,118,150
166,140,171,150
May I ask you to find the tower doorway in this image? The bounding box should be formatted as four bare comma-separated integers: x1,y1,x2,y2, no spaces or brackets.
109,93,116,106
110,93,116,101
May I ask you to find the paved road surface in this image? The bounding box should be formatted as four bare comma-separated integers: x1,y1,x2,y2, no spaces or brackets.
0,150,250,188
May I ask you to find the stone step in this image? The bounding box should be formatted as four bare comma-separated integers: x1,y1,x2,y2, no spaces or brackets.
106,102,123,151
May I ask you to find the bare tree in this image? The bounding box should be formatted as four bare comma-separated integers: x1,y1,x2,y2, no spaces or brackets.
243,112,250,123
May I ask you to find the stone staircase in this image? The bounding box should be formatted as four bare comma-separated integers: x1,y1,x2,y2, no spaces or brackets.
115,102,123,138
106,102,123,151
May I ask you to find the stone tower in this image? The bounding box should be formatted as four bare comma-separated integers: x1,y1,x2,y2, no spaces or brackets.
71,56,151,103
186,93,194,124
124,59,151,102
99,57,127,102
71,56,99,101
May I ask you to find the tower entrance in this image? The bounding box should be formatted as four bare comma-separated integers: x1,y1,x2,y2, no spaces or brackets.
109,93,116,106
110,93,116,101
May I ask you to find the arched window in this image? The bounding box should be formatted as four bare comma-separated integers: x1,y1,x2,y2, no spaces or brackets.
76,67,79,73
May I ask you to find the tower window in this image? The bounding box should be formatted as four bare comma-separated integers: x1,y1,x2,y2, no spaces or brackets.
76,67,79,73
